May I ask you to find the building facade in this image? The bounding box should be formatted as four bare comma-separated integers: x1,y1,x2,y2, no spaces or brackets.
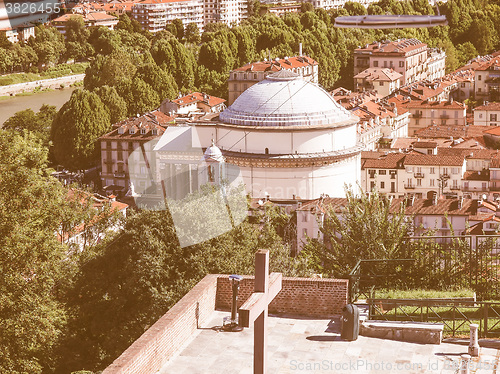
406,99,467,135
132,0,204,33
203,0,248,26
228,55,318,105
354,39,445,85
353,68,402,97
473,102,500,126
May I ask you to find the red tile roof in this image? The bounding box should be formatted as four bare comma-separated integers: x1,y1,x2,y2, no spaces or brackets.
233,56,318,73
173,92,225,107
390,197,477,216
406,99,466,110
474,102,500,111
403,154,465,166
355,39,426,55
354,68,402,81
100,110,174,140
362,152,406,169
415,124,491,139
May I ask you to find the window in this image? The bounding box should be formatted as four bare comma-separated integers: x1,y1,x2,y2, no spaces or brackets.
253,73,257,79
479,113,483,119
302,213,308,222
482,182,488,190
379,170,386,175
441,217,448,229
478,74,482,81
118,151,123,161
442,167,448,175
399,61,404,68
452,180,458,188
430,167,435,174
129,128,136,134
479,88,482,93
370,181,376,190
140,128,147,135
380,181,385,189
490,114,498,122
452,168,459,174
234,84,237,90
118,127,124,134
369,170,376,178
374,61,378,67
407,178,413,187
417,179,422,186
379,81,384,86
430,179,435,186
464,181,469,189
152,128,158,135
416,167,422,174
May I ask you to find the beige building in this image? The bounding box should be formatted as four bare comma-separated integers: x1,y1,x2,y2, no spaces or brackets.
0,24,35,43
228,55,318,105
474,102,500,126
354,39,445,85
475,57,500,102
160,92,226,116
52,12,119,34
406,99,467,135
132,0,204,33
99,110,174,191
354,68,402,97
204,0,248,26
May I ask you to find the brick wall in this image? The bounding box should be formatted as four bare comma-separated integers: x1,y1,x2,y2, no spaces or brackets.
102,274,348,374
216,275,348,317
102,274,218,374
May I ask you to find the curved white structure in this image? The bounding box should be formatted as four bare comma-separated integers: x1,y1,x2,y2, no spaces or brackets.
196,70,363,199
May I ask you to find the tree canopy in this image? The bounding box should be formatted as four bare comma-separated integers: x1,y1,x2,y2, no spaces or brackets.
51,89,111,170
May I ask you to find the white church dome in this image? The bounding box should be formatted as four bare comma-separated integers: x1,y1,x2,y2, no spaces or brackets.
219,70,353,127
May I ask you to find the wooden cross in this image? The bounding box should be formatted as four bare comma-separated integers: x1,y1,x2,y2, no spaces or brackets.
239,249,283,374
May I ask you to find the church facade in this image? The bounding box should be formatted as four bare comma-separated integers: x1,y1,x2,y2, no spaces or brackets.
136,70,363,201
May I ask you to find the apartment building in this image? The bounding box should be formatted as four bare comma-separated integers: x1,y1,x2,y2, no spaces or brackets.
0,23,36,43
99,110,173,191
475,57,500,102
160,92,226,115
353,68,402,97
474,102,500,126
354,39,445,85
204,0,248,26
52,12,119,34
228,55,318,105
406,99,467,135
132,0,204,33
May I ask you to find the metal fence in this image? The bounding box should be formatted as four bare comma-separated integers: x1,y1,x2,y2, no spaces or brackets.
368,299,500,338
349,235,500,302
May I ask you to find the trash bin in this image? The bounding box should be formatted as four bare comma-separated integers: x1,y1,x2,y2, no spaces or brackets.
341,304,359,341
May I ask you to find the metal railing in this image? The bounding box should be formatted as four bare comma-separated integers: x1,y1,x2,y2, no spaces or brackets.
368,299,500,338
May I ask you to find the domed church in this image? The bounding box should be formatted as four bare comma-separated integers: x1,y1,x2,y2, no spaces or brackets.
153,70,363,200
195,70,363,199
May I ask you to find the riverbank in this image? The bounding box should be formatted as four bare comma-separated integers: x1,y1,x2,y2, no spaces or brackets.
0,87,78,125
0,74,85,96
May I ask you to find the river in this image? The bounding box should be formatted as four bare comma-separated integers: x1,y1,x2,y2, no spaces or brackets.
0,87,78,126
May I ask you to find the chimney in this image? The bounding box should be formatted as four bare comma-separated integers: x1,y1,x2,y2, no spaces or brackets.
299,43,303,56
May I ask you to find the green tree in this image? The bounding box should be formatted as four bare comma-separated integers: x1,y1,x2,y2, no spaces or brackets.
300,2,314,12
0,130,75,374
51,90,111,170
28,25,65,68
117,77,161,117
184,22,201,44
3,104,56,144
344,1,367,15
64,16,93,61
302,188,412,277
93,85,128,124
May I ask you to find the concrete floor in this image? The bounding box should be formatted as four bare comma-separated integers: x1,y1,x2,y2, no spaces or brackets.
160,311,500,374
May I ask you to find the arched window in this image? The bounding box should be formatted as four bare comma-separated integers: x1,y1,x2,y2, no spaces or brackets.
265,148,269,154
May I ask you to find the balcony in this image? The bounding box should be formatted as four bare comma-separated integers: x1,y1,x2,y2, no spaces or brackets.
114,172,127,178
440,114,450,119
414,172,424,178
450,186,460,190
404,184,416,189
412,112,422,118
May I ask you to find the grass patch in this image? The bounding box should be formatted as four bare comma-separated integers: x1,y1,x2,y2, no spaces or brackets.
373,288,475,300
0,62,89,86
